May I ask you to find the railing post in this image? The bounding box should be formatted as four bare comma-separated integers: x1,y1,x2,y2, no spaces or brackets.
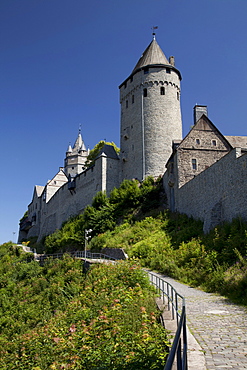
171,287,174,320
167,283,170,311
176,293,179,325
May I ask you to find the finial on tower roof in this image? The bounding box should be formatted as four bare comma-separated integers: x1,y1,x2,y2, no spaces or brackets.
79,123,82,134
151,26,158,40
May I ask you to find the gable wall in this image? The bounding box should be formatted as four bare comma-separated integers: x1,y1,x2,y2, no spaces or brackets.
176,121,231,188
177,147,229,188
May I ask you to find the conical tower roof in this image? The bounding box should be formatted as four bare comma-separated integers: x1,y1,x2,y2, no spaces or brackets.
72,132,87,152
132,38,170,74
73,132,83,150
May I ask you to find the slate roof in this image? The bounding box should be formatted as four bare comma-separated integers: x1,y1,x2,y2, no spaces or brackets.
225,136,247,148
97,144,119,160
132,38,170,74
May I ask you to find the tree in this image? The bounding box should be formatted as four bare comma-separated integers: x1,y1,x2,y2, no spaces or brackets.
84,141,120,168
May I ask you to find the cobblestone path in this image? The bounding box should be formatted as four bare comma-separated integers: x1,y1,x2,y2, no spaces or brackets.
162,275,247,370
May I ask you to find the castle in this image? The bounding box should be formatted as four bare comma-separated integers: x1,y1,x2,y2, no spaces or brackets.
18,35,247,242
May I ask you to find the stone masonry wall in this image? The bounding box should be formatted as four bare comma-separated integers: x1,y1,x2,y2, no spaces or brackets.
173,148,247,232
36,155,120,241
120,66,182,181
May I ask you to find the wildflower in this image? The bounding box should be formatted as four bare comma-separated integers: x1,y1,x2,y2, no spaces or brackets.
53,337,61,343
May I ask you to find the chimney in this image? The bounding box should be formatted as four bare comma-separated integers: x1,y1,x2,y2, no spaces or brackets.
193,105,208,125
169,56,175,66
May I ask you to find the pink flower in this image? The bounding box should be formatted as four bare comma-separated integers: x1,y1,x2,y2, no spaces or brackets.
69,324,76,333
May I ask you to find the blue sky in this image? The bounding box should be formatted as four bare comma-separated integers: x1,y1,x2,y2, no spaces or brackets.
0,0,246,244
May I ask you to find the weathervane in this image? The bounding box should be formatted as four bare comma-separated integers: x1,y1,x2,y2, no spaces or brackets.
151,26,158,39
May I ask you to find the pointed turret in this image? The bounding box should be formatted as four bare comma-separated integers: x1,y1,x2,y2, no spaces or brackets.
64,130,89,177
67,144,72,153
73,132,87,152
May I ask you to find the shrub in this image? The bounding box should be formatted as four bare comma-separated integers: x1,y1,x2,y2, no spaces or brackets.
0,256,169,370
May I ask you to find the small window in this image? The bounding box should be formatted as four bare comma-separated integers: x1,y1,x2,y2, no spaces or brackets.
144,67,149,74
192,159,197,170
212,140,217,146
132,95,134,104
126,100,128,108
177,92,180,101
196,139,200,145
160,86,165,95
143,88,147,97
166,68,171,74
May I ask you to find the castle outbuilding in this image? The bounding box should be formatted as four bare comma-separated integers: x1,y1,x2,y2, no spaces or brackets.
18,35,247,242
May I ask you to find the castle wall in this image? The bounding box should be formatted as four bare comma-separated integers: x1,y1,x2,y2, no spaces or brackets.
169,148,247,232
33,155,120,241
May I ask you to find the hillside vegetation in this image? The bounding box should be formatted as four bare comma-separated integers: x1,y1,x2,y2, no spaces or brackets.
41,177,247,306
0,244,169,369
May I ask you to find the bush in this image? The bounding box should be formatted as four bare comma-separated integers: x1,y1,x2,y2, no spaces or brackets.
0,255,169,370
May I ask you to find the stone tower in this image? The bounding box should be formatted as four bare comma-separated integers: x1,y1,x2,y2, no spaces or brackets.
64,130,89,177
119,35,182,181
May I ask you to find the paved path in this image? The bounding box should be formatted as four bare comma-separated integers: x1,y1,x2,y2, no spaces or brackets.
160,275,247,370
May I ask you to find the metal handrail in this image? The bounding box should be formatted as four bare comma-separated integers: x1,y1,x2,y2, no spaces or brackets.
37,250,117,263
146,271,187,370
